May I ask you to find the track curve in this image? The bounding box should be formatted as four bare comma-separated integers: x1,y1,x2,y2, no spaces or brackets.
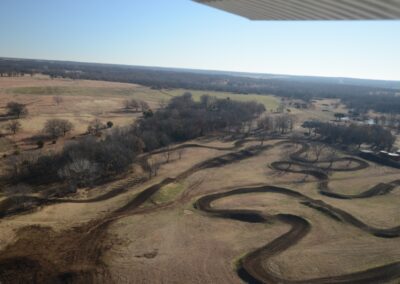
195,185,400,283
194,140,400,283
0,138,399,283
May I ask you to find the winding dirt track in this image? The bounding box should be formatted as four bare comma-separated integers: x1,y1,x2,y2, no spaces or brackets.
270,141,398,199
195,185,400,283
0,139,399,283
195,141,400,283
0,141,254,219
0,140,271,283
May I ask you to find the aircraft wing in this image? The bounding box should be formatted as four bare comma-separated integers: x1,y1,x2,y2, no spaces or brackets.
194,0,400,20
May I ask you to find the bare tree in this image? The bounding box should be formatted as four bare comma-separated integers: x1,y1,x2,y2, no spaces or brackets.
59,120,74,136
177,148,185,160
163,145,172,163
58,156,98,190
159,99,167,109
142,157,162,178
258,116,275,145
53,96,63,106
280,146,294,170
325,147,338,170
123,99,139,111
275,114,295,134
123,99,131,110
6,102,28,118
6,120,22,134
88,119,105,135
310,143,328,163
131,99,139,111
140,101,150,112
277,102,285,113
43,119,74,139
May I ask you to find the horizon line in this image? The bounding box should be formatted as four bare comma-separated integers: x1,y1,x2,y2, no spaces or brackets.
1,55,399,83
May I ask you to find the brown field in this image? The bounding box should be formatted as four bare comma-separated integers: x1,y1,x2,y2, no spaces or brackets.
0,76,399,284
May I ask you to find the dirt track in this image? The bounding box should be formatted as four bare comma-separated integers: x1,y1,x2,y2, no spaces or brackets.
0,140,273,283
0,141,253,219
195,185,400,283
0,138,399,283
194,141,400,283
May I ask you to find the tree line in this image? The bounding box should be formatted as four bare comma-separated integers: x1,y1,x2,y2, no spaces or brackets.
342,94,400,114
1,58,398,114
302,121,395,150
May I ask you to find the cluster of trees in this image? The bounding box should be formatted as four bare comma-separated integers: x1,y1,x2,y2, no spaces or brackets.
41,118,112,142
258,114,296,135
0,71,31,77
10,128,144,187
8,93,265,189
87,119,113,135
302,121,395,150
343,95,400,114
135,93,265,151
2,102,28,135
371,114,400,132
123,99,149,112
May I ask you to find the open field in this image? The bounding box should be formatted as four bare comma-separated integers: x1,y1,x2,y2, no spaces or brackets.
0,75,280,152
0,76,399,283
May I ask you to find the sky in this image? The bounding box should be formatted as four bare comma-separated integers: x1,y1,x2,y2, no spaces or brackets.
1,0,400,81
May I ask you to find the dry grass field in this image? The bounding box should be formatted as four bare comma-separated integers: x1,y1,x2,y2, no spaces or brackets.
0,75,279,152
0,76,399,284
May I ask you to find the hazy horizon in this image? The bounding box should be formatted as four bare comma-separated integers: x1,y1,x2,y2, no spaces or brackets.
3,55,400,83
1,0,400,80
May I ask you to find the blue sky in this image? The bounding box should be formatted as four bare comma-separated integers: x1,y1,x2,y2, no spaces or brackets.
1,0,400,80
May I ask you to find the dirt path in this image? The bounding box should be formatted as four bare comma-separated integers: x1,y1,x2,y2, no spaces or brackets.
0,138,399,283
0,140,275,283
195,185,400,283
194,141,400,283
0,140,252,220
270,141,398,199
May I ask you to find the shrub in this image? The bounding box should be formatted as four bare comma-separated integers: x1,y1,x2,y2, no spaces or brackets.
43,119,74,139
36,140,44,149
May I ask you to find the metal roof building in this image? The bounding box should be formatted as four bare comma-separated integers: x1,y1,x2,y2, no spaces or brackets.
194,0,400,20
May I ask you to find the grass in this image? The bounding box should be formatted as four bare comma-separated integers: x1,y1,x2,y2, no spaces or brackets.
7,86,137,97
0,137,13,153
150,182,185,204
7,86,280,110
